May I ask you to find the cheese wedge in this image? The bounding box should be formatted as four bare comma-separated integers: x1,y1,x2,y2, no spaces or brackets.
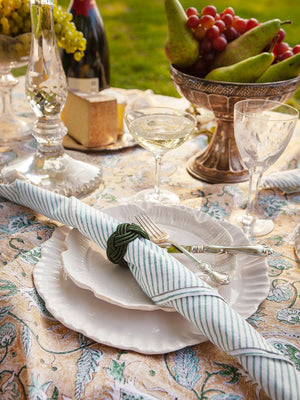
61,90,118,148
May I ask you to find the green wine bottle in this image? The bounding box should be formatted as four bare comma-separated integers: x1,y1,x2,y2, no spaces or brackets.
61,0,110,92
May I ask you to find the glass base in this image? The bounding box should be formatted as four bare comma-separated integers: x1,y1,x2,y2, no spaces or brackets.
0,152,102,198
250,218,274,237
233,212,274,238
0,114,32,143
133,188,180,205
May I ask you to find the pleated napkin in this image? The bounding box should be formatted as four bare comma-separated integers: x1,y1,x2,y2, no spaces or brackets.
0,179,299,400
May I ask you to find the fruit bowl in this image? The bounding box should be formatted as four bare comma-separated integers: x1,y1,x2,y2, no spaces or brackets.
170,64,300,183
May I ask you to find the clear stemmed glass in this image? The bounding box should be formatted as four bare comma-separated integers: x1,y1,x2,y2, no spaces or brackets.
0,0,102,198
125,107,196,205
0,33,32,143
234,99,299,237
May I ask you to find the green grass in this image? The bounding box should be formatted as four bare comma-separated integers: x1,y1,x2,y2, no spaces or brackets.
59,0,300,98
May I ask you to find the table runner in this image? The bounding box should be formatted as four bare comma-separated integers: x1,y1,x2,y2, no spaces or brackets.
0,179,299,400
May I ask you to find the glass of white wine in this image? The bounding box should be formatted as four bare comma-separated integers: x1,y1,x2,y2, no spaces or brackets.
125,107,196,205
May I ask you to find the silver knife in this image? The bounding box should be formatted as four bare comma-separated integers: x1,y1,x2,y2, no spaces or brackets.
166,244,274,257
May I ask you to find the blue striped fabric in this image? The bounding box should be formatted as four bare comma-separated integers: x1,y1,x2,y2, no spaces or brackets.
0,179,299,399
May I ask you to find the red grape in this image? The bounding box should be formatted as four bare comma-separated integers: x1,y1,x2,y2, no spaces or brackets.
246,18,259,31
274,41,290,56
194,25,206,40
277,28,286,43
221,13,233,28
200,14,215,29
278,50,293,61
213,35,227,51
201,37,213,53
186,7,199,17
222,7,235,17
206,25,220,40
187,14,200,29
293,45,300,54
201,5,217,17
225,26,239,42
214,19,226,33
232,16,247,33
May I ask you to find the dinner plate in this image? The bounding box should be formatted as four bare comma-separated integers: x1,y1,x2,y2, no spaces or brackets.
33,211,269,354
33,227,205,354
62,203,236,312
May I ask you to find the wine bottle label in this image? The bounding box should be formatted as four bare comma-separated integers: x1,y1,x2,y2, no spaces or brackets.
67,77,99,93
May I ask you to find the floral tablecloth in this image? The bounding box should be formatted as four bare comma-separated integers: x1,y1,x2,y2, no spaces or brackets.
1,78,300,400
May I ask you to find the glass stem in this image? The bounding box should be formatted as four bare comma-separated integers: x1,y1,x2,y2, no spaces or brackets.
154,154,162,198
243,167,263,233
1,91,13,115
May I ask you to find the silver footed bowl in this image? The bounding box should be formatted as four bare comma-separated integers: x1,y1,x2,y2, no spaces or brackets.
170,64,300,184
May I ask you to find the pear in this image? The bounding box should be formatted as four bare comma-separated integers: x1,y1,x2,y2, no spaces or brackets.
164,0,199,68
256,52,300,82
211,19,283,69
205,53,275,83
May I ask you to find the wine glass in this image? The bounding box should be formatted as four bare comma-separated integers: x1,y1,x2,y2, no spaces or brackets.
0,33,32,143
234,99,299,237
0,0,102,198
125,107,196,205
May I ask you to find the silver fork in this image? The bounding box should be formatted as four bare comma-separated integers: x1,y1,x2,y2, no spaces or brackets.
135,212,230,286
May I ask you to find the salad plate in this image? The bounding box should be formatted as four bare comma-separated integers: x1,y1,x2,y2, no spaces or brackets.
62,203,235,311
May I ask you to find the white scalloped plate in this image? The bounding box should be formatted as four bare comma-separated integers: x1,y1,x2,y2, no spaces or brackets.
33,207,269,353
62,203,235,312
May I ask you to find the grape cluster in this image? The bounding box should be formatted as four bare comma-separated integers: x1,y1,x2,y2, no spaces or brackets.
53,3,86,62
0,0,86,60
272,39,300,62
0,0,31,36
185,4,300,76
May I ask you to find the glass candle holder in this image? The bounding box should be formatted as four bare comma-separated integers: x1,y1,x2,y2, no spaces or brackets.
0,0,102,197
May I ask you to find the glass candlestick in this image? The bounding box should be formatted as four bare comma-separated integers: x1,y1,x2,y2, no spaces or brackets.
0,0,102,197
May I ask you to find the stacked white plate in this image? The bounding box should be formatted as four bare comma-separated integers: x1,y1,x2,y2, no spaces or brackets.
33,202,270,354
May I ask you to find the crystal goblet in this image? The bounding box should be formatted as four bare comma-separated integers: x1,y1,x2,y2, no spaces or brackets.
125,107,196,205
234,99,299,237
0,33,32,143
0,0,102,198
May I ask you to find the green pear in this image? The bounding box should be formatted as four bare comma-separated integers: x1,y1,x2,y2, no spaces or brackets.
256,52,300,82
205,53,275,82
164,0,199,68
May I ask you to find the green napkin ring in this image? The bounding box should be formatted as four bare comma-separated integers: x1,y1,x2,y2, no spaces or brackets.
106,223,149,266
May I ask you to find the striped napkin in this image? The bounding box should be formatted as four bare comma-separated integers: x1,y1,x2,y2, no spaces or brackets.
0,179,299,400
262,168,300,194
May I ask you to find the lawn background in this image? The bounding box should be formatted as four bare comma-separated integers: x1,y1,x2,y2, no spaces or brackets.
57,0,299,100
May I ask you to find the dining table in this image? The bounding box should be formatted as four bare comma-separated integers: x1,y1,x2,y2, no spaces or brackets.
1,76,300,400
